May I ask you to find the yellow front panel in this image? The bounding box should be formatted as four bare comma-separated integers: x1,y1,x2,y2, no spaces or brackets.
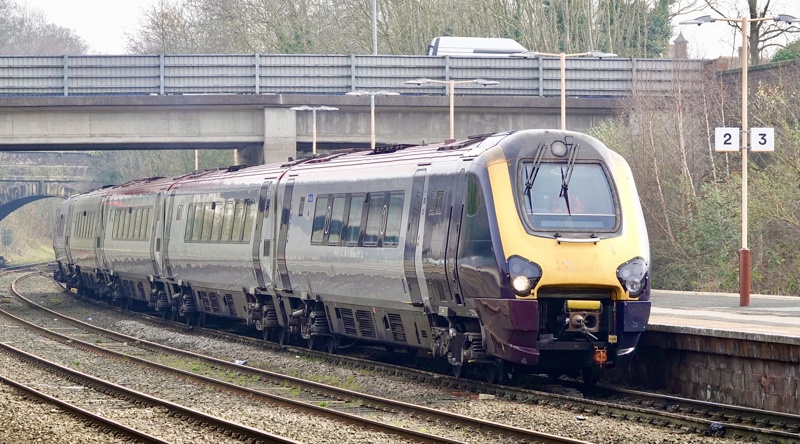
486,153,647,300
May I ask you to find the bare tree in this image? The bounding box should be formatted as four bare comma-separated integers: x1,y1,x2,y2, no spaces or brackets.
0,0,87,55
701,0,800,66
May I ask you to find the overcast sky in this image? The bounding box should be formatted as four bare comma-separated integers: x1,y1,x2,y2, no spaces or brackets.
20,0,157,54
17,0,800,58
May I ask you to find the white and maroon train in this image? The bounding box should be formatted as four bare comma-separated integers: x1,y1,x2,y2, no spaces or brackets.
53,129,651,384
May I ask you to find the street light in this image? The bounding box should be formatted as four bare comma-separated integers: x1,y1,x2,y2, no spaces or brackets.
511,50,617,130
404,78,499,140
679,13,798,306
290,105,339,155
345,90,399,151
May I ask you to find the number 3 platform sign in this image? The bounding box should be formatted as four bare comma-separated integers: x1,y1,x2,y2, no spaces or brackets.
714,127,774,152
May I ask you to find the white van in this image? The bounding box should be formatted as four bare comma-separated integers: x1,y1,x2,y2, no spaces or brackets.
427,36,527,57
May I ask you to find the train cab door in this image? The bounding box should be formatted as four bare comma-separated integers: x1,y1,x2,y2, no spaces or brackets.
64,202,74,265
151,192,165,277
161,192,177,278
94,203,105,270
405,169,428,306
276,178,295,292
444,169,466,306
253,181,274,289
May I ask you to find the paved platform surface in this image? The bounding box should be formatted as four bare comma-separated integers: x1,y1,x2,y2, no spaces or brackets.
648,290,800,343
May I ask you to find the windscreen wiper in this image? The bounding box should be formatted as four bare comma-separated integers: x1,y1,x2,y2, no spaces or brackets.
558,143,580,216
523,143,548,211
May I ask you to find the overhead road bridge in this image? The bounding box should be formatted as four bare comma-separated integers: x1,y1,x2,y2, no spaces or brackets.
0,54,708,165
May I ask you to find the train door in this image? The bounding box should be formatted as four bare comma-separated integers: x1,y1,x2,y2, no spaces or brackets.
95,202,105,270
444,169,466,305
422,173,457,307
64,202,74,265
404,170,427,305
151,192,165,277
253,181,273,288
162,192,176,278
276,179,294,291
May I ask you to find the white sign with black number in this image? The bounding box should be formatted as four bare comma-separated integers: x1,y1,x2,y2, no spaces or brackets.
715,127,739,152
750,127,775,152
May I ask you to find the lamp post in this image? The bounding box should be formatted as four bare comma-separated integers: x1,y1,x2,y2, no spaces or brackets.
346,90,399,151
290,105,339,155
405,78,499,140
512,50,616,130
680,14,798,306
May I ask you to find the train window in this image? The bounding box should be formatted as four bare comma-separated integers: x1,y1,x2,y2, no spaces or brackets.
327,196,346,245
140,209,147,239
429,190,444,215
344,194,365,246
522,162,617,232
298,196,306,217
231,201,245,241
201,203,214,240
384,193,404,247
466,175,482,217
211,202,223,242
144,208,152,239
112,210,119,239
185,204,195,241
176,205,183,221
191,204,203,241
133,209,143,240
242,199,256,242
221,201,235,242
364,193,385,247
122,209,132,240
311,195,329,244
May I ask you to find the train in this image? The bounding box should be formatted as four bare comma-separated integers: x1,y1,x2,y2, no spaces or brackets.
53,129,651,385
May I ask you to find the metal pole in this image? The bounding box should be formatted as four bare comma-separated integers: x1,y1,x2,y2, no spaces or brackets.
449,80,455,140
560,53,566,130
312,109,318,155
372,0,378,55
740,18,750,306
370,95,376,151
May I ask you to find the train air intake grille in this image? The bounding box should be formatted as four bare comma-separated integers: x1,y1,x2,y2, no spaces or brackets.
356,309,377,338
387,313,407,343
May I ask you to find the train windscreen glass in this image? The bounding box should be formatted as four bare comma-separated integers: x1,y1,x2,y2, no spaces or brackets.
521,162,617,231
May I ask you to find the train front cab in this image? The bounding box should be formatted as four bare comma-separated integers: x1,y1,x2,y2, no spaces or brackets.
473,131,651,382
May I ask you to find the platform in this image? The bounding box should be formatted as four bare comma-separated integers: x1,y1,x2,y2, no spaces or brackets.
648,289,800,343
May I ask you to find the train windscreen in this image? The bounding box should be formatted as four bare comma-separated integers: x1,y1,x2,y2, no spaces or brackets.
520,162,617,232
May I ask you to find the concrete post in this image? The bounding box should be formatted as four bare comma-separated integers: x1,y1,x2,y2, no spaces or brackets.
254,108,296,165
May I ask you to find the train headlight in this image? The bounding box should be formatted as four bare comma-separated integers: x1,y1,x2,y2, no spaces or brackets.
512,276,532,294
616,257,648,297
508,256,542,296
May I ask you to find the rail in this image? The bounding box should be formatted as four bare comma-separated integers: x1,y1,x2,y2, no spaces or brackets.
0,54,708,97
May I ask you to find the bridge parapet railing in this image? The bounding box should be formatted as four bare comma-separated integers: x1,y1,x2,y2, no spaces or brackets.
0,54,709,98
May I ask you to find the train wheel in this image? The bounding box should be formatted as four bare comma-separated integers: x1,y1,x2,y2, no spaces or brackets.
485,360,504,384
452,363,465,379
277,328,289,347
307,336,317,351
325,336,338,354
581,366,601,389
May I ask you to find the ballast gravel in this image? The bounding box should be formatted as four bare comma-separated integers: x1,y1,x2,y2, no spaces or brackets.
1,272,732,444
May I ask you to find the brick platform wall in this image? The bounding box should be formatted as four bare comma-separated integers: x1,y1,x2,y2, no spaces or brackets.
604,329,800,414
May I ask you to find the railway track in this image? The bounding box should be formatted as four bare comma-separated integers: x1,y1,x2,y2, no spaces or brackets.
2,269,589,444
9,266,800,444
0,343,299,444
